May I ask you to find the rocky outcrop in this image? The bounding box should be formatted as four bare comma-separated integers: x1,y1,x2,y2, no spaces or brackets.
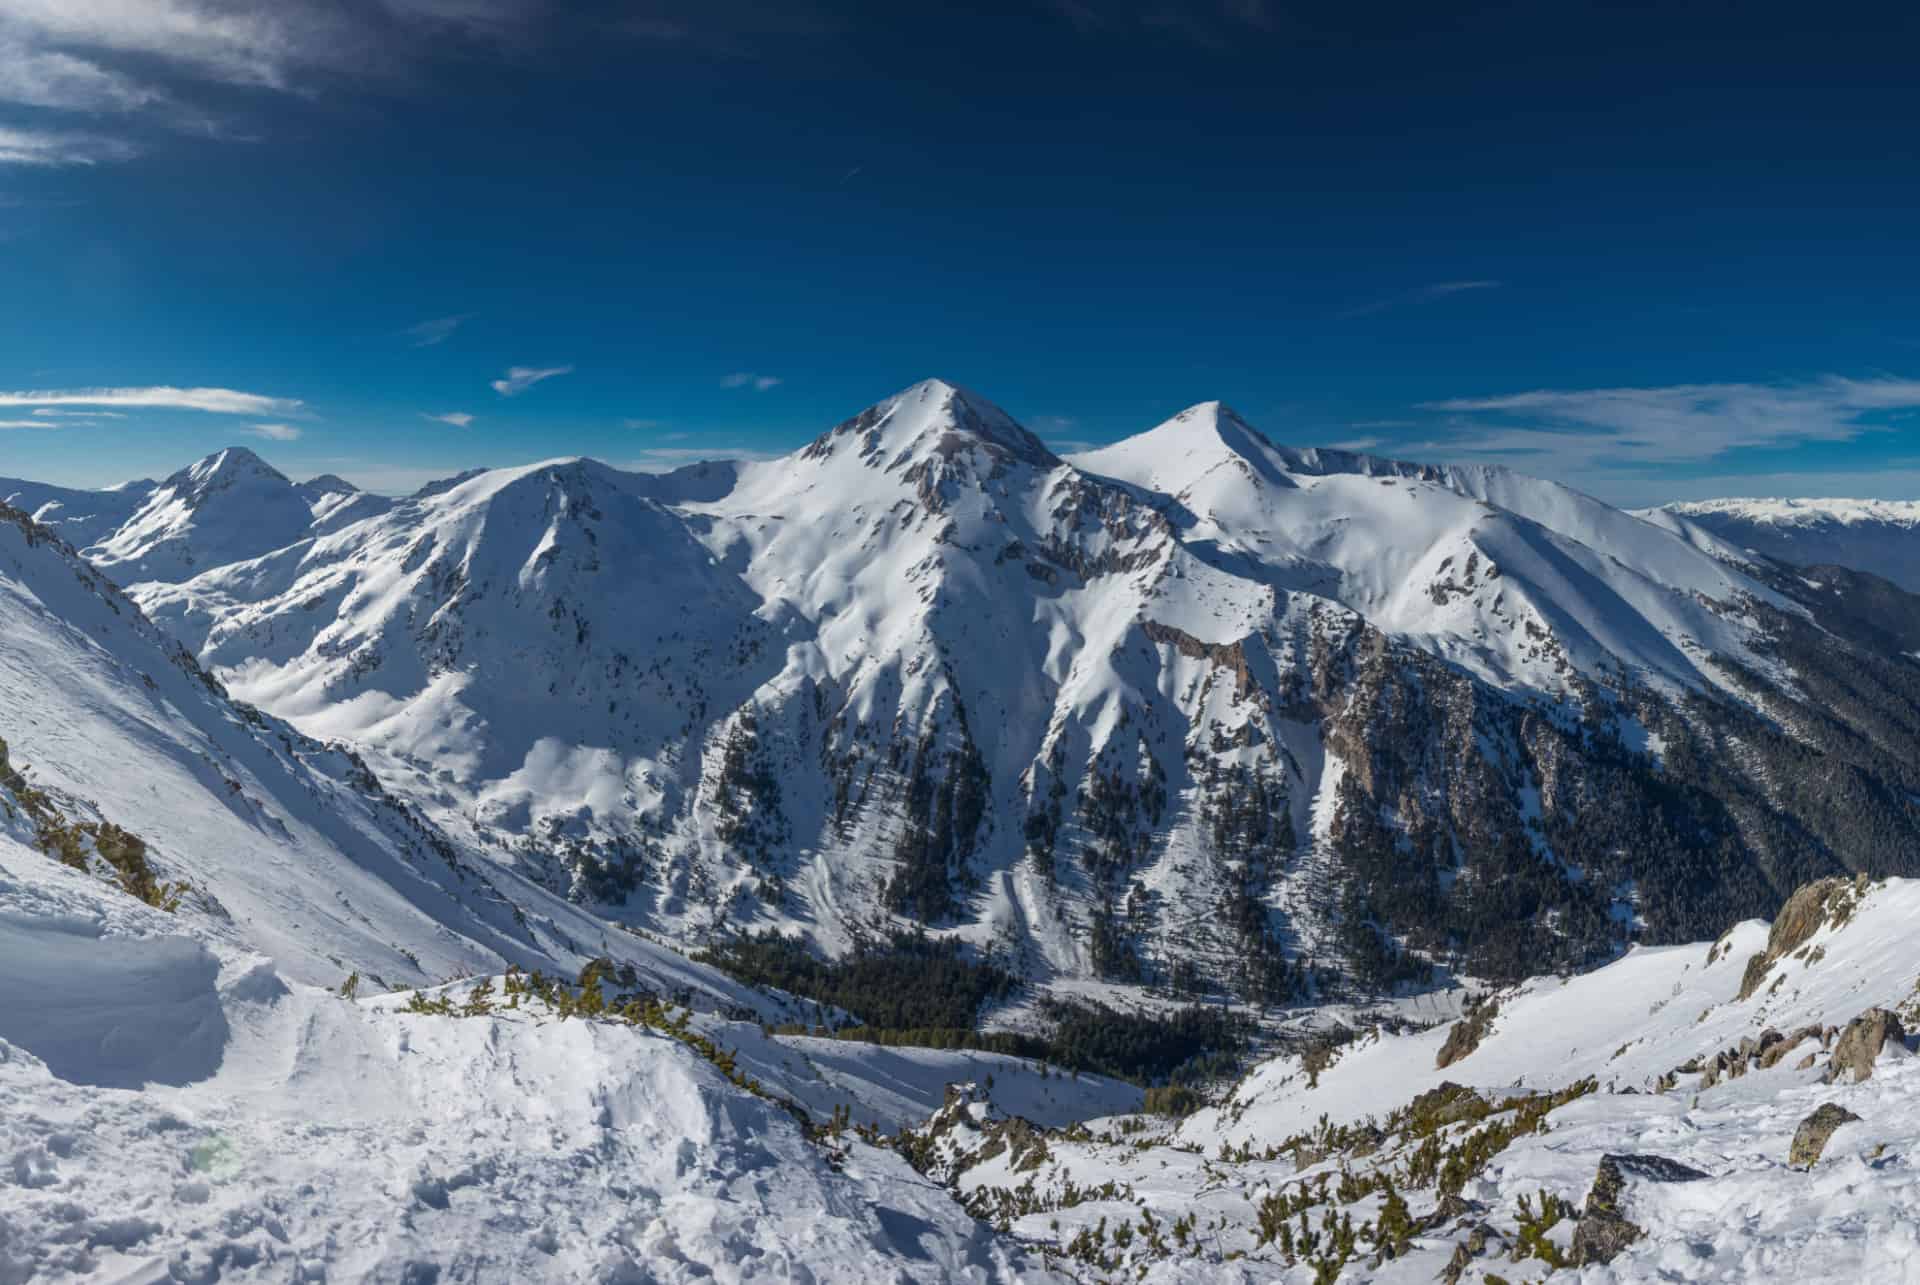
1789,1104,1861,1168
1825,1008,1908,1084
1435,997,1498,1070
1737,876,1871,1001
1570,1153,1710,1266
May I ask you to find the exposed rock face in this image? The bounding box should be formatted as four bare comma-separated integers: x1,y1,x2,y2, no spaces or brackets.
1758,1025,1824,1070
1825,1008,1908,1084
1407,1081,1488,1128
1737,876,1871,1001
1571,1153,1710,1266
1789,1104,1862,1168
1435,997,1498,1069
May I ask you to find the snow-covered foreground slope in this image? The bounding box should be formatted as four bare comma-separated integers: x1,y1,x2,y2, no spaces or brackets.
1645,497,1920,593
915,874,1920,1281
26,381,1920,1008
0,837,1077,1283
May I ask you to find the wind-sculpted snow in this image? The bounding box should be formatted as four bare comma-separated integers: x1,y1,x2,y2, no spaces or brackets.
0,841,1058,1283
25,380,1920,1004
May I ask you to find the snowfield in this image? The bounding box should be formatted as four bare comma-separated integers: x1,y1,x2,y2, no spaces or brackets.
919,876,1920,1281
0,839,1075,1283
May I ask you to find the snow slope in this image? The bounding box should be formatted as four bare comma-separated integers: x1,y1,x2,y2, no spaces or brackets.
1644,497,1920,593
920,875,1920,1281
1072,401,1777,693
0,473,155,547
0,838,1055,1283
0,498,793,1014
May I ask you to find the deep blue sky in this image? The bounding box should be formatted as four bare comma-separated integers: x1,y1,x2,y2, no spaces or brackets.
2,0,1918,505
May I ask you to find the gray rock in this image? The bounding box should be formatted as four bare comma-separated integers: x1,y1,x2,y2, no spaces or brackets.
1825,1008,1908,1084
1571,1153,1711,1266
1790,1103,1861,1168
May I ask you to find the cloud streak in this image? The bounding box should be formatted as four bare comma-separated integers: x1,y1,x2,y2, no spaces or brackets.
0,386,307,415
245,422,302,441
424,411,474,427
0,125,141,166
1339,280,1502,319
405,314,470,347
720,371,781,391
1412,376,1920,475
490,365,572,396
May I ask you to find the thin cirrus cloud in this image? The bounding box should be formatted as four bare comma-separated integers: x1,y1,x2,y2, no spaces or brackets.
245,423,302,441
0,0,549,164
31,408,126,420
405,314,470,347
0,124,141,167
0,419,61,430
1413,376,1920,474
424,411,475,427
490,366,572,397
0,386,307,415
720,372,781,391
1339,280,1502,320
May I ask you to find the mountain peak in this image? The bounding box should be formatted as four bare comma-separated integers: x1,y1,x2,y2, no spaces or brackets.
1071,401,1297,495
300,473,359,496
168,446,291,495
800,379,1059,473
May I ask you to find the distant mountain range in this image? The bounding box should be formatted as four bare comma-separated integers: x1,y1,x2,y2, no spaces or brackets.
5,379,1919,1005
1643,497,1920,594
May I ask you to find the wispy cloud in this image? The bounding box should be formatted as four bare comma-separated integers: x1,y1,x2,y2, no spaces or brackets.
1032,414,1079,432
1329,436,1384,452
0,37,168,113
1413,376,1920,475
405,313,470,347
424,411,474,427
0,418,61,430
246,422,302,441
0,386,307,415
720,371,781,391
0,125,141,167
0,1,548,163
622,445,782,472
622,417,665,430
1339,280,1502,320
30,408,125,420
490,365,572,396
1048,0,1286,47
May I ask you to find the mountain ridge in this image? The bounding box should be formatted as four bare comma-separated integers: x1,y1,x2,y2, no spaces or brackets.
13,382,1920,1011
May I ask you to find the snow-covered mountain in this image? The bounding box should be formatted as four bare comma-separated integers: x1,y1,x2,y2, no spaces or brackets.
23,381,1920,1008
0,497,786,1012
84,446,394,588
6,390,1920,1281
0,472,156,546
1644,497,1920,593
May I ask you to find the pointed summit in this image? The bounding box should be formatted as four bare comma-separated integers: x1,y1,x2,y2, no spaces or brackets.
171,446,291,493
799,378,1058,472
1071,401,1298,497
